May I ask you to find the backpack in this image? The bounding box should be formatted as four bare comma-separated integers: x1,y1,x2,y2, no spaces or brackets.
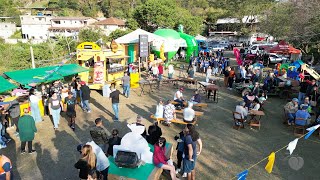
115,151,140,168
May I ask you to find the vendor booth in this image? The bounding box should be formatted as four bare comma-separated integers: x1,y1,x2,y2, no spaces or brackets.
115,29,165,64
77,41,131,90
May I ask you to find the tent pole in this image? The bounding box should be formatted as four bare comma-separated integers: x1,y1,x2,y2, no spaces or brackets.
139,57,141,79
30,46,35,69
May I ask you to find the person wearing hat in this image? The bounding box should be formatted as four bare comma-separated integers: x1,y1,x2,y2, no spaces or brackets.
64,91,77,131
174,88,185,108
234,101,248,120
284,98,299,125
295,105,311,126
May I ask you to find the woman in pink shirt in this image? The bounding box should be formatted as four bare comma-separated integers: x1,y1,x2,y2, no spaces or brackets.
153,137,179,180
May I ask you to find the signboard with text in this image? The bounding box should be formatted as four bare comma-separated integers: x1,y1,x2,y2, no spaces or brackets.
139,35,149,57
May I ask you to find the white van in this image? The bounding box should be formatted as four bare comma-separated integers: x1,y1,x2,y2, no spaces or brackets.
249,44,274,54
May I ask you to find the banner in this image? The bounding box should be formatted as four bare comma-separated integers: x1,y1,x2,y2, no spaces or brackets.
93,61,104,84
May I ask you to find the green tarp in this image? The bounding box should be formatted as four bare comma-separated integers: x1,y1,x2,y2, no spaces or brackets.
0,76,17,93
4,64,88,85
108,143,170,180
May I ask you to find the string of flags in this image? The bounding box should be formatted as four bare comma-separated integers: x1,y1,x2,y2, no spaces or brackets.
234,124,320,180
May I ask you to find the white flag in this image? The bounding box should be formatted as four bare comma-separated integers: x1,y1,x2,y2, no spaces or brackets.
286,138,299,155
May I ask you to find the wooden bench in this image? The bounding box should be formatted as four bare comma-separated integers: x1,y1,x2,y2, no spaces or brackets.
171,101,208,108
150,115,196,125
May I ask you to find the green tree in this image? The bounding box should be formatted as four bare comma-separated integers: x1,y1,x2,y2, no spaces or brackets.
126,18,140,30
78,28,103,42
107,29,133,41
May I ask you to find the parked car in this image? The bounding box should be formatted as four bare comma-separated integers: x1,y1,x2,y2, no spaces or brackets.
210,44,226,51
268,53,288,64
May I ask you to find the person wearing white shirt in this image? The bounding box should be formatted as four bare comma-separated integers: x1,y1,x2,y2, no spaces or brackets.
183,103,195,123
252,100,261,111
174,88,185,108
152,65,159,78
86,141,110,180
168,64,174,79
206,67,212,83
235,101,248,120
29,89,42,123
155,100,164,118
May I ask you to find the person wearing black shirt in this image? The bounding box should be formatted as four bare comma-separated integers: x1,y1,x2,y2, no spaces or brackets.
299,81,309,103
80,82,91,113
109,83,120,121
107,129,122,156
64,92,77,131
146,122,162,145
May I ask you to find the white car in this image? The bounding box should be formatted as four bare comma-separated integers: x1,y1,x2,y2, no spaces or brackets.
268,54,288,64
211,44,225,51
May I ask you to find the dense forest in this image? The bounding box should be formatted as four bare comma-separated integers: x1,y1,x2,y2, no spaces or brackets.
0,0,320,72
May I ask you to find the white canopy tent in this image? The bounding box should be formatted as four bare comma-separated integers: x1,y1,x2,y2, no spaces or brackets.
115,29,165,44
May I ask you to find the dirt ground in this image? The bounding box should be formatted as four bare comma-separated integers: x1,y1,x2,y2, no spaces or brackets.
2,52,320,180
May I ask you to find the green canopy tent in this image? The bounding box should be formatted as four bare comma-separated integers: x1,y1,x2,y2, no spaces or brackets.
4,64,88,86
177,25,198,63
0,76,17,93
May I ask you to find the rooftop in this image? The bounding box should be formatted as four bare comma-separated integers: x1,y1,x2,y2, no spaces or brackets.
94,17,125,26
51,17,91,21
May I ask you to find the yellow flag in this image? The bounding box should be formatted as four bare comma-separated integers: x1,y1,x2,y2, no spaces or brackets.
265,152,275,173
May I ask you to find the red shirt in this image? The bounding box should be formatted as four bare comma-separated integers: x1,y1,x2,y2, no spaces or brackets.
158,65,164,75
153,144,167,165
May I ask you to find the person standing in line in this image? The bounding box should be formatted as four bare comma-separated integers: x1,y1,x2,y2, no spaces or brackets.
18,108,37,154
64,92,77,131
90,118,109,153
0,154,13,179
5,98,20,135
29,89,42,123
109,83,120,121
122,72,131,98
168,64,175,79
158,63,164,81
80,81,91,113
48,92,63,130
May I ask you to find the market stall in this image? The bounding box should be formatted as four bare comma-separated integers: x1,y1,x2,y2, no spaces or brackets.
0,76,17,94
77,41,131,90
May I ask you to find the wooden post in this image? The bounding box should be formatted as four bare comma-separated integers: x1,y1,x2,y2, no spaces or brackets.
139,57,141,79
30,46,35,69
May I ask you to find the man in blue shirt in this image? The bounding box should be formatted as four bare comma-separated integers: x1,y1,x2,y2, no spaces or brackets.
295,105,311,126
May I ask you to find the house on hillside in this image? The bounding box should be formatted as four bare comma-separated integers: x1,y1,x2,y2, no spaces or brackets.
20,15,52,40
93,17,126,36
209,15,260,37
48,17,97,39
0,22,17,39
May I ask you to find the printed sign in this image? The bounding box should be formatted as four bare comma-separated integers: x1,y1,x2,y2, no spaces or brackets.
139,35,149,57
93,61,104,84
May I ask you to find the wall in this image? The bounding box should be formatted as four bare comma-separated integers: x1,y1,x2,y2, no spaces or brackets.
0,23,17,38
20,15,52,40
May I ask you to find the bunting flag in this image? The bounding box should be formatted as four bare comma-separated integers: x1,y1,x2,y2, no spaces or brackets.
265,152,275,173
237,169,249,180
304,124,320,139
286,138,299,155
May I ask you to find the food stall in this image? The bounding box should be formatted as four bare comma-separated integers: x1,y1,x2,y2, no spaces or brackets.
76,41,130,90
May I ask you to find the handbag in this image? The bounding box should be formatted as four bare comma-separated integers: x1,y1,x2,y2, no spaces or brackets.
115,151,140,168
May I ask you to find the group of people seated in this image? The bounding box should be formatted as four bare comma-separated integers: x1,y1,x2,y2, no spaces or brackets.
154,88,202,126
284,97,313,126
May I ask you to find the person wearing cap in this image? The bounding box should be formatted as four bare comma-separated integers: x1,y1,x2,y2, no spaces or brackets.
295,105,311,126
135,115,147,138
234,101,248,120
64,91,77,131
80,81,91,113
174,88,185,108
284,98,299,125
183,102,195,123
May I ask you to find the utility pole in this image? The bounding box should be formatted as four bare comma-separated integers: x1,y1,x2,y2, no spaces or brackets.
30,46,35,69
